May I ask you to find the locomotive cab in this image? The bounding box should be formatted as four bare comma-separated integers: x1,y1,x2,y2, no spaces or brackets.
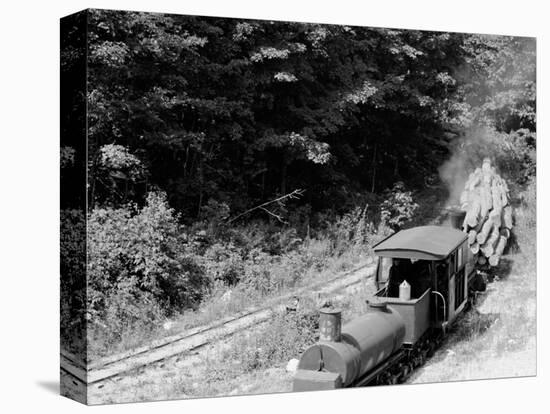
373,225,473,333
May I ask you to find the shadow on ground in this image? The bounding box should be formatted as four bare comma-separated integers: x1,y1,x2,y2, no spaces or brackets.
36,380,59,395
450,307,499,340
485,255,515,283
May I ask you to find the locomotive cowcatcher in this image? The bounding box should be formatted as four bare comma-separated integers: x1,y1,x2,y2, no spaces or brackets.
293,223,480,391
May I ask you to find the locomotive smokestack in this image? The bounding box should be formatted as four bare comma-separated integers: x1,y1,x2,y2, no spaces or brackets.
319,308,342,342
448,208,466,230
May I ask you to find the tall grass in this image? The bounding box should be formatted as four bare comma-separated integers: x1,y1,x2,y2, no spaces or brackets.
168,206,384,334
88,201,387,358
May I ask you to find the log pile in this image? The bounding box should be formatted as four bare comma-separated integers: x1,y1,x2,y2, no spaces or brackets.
460,158,513,267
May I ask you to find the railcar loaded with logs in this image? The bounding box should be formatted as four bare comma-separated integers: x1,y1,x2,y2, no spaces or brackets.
459,158,513,267
293,159,513,391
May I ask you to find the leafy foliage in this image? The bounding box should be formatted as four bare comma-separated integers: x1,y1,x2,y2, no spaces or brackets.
380,181,419,231
88,192,208,311
86,10,522,214
87,192,207,353
98,144,146,180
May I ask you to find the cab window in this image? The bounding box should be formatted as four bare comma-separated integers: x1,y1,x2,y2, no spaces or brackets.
449,252,456,274
377,257,393,286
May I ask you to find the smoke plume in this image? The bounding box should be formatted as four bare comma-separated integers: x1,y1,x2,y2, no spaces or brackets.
438,126,503,207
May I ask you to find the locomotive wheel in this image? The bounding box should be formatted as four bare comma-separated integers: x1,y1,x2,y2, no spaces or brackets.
376,373,389,385
378,372,398,386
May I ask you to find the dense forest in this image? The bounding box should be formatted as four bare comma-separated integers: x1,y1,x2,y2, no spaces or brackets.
60,10,535,356
84,11,535,213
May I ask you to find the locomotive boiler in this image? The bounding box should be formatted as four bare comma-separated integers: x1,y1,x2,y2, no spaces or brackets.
295,302,406,390
293,222,480,391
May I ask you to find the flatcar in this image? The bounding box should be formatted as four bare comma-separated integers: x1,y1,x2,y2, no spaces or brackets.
293,221,483,391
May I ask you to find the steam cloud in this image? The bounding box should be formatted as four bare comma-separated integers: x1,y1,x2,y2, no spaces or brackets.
438,126,501,207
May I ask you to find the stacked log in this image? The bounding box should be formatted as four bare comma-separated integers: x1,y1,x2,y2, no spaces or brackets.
460,158,513,267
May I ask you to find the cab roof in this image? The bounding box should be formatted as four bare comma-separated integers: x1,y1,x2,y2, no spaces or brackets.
373,225,467,260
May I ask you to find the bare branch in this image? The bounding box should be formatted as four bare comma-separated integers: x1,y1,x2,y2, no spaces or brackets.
227,188,304,224
259,206,286,223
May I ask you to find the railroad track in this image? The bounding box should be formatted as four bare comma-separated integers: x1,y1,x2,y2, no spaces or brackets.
61,262,377,385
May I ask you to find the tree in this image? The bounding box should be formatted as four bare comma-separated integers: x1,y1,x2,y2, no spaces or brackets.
86,9,535,217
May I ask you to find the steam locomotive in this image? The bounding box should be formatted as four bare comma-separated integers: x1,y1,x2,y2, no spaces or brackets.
293,213,484,391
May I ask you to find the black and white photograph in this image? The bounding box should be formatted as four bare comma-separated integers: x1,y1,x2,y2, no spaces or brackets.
1,1,547,412
59,7,537,405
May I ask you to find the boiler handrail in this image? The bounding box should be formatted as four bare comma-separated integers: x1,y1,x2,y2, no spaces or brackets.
431,290,447,322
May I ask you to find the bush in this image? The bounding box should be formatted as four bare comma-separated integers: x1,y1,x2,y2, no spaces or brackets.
380,181,419,231
202,242,245,286
93,144,148,206
87,192,207,354
316,203,374,256
240,248,276,295
497,129,536,185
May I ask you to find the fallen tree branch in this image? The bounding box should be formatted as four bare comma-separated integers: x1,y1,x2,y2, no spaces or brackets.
259,206,285,223
227,188,304,224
